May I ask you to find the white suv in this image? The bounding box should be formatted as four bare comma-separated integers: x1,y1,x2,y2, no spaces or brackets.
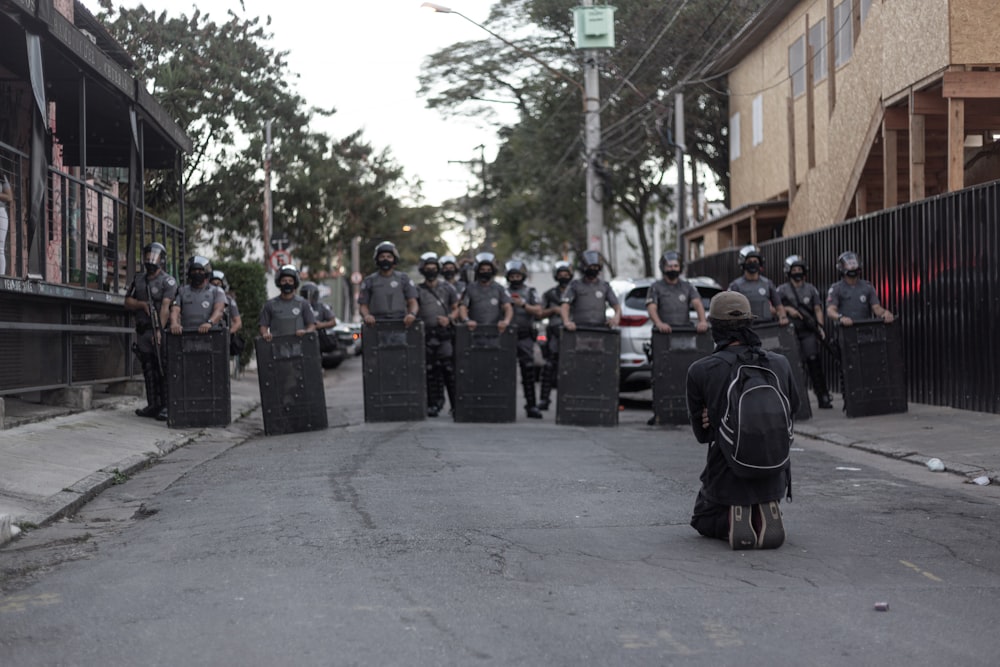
613,276,723,392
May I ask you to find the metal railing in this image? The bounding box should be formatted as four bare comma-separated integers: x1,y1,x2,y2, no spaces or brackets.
687,181,1000,413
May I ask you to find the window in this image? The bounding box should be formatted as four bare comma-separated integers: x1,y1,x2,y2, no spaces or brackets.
730,112,741,160
834,1,853,66
860,0,873,25
789,36,805,97
809,18,827,83
752,95,764,146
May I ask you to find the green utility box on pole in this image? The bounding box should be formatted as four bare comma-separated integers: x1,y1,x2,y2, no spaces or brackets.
572,5,616,49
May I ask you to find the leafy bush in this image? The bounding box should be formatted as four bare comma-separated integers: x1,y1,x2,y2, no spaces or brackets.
214,261,266,367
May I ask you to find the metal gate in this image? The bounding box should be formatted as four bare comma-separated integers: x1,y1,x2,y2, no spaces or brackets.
754,322,812,421
165,329,231,428
454,324,517,423
838,320,908,418
556,327,620,426
650,327,714,425
255,332,328,435
362,320,426,422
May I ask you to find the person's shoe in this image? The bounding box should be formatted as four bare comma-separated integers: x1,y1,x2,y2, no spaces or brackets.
728,505,757,550
427,406,439,418
155,407,169,422
526,406,543,419
755,501,786,549
537,400,550,411
818,395,833,409
135,404,159,418
646,415,657,426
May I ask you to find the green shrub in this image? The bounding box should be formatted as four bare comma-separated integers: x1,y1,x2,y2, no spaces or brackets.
214,261,267,367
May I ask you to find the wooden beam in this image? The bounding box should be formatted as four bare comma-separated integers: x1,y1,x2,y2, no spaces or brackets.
787,95,798,202
884,106,909,131
948,97,965,191
942,71,1000,98
909,109,926,200
855,184,868,215
883,123,898,207
911,90,948,115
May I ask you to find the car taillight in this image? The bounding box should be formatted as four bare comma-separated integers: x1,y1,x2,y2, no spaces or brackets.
619,315,649,327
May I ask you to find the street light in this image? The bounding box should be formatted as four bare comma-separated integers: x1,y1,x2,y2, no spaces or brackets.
422,2,605,254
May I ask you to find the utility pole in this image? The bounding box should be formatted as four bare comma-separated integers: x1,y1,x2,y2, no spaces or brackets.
448,144,489,250
674,92,686,258
263,119,273,272
582,0,603,254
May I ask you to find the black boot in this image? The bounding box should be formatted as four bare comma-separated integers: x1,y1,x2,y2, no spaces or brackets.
521,362,542,418
807,357,833,409
538,361,555,410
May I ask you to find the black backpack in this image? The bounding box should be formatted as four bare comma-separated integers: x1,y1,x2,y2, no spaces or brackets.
716,348,793,479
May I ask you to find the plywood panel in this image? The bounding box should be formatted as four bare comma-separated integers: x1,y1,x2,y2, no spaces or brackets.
950,0,1000,65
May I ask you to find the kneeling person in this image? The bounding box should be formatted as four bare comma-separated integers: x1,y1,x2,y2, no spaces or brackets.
686,292,799,550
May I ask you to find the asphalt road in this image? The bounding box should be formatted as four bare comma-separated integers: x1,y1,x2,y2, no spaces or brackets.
2,356,999,666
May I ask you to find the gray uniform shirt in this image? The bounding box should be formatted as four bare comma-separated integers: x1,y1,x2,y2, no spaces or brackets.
173,283,226,330
417,281,458,329
542,285,568,328
563,278,619,326
260,295,317,337
461,281,511,325
358,270,418,319
826,279,881,320
728,276,781,322
646,279,700,327
127,270,178,330
508,284,539,335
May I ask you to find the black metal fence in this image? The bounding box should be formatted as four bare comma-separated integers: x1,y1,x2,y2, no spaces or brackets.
687,181,1000,414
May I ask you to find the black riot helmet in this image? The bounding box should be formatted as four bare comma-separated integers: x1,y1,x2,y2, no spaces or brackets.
419,251,440,271
552,260,572,281
373,241,399,264
474,252,497,271
210,269,228,290
143,242,167,274
837,251,861,275
579,250,602,278
659,250,683,273
738,244,763,269
784,254,808,276
505,259,528,280
299,280,320,306
186,255,212,276
274,264,300,288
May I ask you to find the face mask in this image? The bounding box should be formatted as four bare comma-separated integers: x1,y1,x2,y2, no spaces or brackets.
477,271,493,283
189,272,206,287
144,263,160,275
557,276,571,286
845,270,859,278
441,269,456,280
790,273,805,282
508,279,524,289
378,260,394,272
583,267,600,278
280,283,296,294
422,269,439,281
744,263,760,274
664,270,680,280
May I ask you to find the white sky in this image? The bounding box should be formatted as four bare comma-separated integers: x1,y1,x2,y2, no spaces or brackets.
109,0,512,207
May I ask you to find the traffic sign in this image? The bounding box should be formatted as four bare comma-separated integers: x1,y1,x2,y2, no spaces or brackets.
269,249,292,272
350,271,363,285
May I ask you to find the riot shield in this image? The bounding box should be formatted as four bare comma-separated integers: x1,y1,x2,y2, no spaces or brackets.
838,320,908,418
255,332,328,436
362,320,426,422
453,324,517,422
754,321,813,421
556,327,620,426
650,327,714,425
164,329,231,428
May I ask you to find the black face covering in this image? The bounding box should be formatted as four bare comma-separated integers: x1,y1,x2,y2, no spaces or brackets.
441,269,456,280
280,283,296,294
508,279,524,289
789,273,805,282
845,270,859,278
477,271,494,283
378,260,394,272
557,276,571,286
189,272,206,287
144,263,160,275
583,267,600,278
422,269,439,281
664,270,680,280
710,321,762,352
744,263,760,274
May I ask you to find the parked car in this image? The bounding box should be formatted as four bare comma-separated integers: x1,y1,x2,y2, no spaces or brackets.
334,323,362,357
613,276,723,392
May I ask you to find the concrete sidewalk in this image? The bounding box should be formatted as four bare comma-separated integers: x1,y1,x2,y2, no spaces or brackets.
1,369,998,545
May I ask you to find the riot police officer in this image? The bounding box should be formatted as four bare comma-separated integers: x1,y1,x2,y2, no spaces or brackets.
727,245,789,326
826,251,895,326
415,252,459,417
538,260,572,410
210,270,244,357
300,280,337,355
778,255,833,409
646,251,708,334
124,242,177,418
560,251,621,330
505,259,544,419
458,252,513,332
358,241,420,326
259,265,318,341
439,255,463,297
